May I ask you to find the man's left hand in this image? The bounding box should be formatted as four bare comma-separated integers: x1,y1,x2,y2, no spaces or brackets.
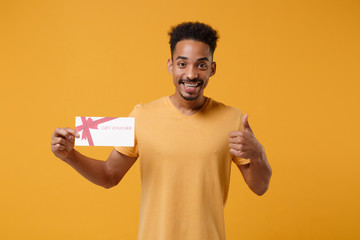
229,114,264,160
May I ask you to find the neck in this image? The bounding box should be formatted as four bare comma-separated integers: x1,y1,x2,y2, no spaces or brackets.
169,93,207,116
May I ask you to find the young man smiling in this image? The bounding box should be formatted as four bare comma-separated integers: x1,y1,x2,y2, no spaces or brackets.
51,22,272,240
168,39,214,115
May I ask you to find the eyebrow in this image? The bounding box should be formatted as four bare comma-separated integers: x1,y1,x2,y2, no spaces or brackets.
175,56,210,62
197,57,210,62
175,56,188,60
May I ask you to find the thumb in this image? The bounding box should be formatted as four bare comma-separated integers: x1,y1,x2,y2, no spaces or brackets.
67,134,76,144
242,114,252,132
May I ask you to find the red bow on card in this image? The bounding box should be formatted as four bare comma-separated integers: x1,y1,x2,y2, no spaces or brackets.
76,117,118,146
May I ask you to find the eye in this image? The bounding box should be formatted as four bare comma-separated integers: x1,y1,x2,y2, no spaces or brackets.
198,63,208,70
177,62,186,68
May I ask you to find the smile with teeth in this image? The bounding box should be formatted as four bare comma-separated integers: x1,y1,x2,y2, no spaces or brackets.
184,82,200,87
181,81,203,93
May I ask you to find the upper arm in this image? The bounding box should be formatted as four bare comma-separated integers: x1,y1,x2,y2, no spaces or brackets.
104,149,137,186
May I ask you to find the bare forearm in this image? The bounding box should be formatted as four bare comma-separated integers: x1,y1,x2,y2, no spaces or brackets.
239,150,272,195
51,128,135,188
229,114,272,195
64,150,114,188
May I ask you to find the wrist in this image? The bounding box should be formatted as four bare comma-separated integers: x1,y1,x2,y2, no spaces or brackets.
251,145,265,163
63,149,77,164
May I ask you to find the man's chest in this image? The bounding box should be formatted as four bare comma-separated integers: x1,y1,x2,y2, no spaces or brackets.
135,115,238,162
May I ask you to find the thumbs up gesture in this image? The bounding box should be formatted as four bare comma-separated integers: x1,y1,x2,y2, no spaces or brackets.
229,114,264,160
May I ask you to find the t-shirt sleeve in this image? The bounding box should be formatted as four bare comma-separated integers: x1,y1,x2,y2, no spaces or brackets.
114,105,140,158
231,109,251,166
232,156,250,165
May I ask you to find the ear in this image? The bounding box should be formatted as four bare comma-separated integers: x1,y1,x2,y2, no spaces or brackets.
167,59,173,74
210,61,216,77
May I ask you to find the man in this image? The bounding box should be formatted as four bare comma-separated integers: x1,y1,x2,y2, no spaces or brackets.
51,22,272,240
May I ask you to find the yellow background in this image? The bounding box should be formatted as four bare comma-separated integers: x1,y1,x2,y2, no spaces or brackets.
1,0,359,239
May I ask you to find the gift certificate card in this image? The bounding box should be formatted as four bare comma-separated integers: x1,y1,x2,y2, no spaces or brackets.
75,117,134,146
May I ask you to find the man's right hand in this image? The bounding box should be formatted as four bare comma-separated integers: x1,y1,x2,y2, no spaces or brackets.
50,127,137,188
51,128,80,161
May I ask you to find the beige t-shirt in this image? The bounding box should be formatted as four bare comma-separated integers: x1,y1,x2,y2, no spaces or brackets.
115,97,249,240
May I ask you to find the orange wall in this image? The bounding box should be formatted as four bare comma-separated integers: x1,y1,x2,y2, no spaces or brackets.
1,0,359,239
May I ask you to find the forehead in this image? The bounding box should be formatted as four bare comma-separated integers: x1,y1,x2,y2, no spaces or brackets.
173,40,212,60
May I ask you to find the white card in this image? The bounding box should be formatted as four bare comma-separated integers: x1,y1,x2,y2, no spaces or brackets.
75,117,134,146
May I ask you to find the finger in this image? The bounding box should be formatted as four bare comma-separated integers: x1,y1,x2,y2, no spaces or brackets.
54,128,79,140
51,137,67,146
54,128,70,138
229,131,244,138
230,149,249,158
242,114,250,129
229,136,246,144
52,143,66,151
229,143,245,151
65,128,80,138
64,134,75,144
230,143,252,152
56,144,66,151
242,114,253,133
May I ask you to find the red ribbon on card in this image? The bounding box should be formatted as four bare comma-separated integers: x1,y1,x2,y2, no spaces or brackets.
76,117,118,146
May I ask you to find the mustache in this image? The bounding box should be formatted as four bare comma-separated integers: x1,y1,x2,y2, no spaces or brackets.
178,78,204,84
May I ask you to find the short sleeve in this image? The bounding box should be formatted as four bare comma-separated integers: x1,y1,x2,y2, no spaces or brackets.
232,156,250,165
231,109,251,165
114,105,141,158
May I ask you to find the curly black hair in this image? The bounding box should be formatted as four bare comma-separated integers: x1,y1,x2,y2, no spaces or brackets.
168,22,219,58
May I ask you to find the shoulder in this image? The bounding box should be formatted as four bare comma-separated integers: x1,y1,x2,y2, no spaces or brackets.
207,98,243,117
130,97,168,116
203,98,244,130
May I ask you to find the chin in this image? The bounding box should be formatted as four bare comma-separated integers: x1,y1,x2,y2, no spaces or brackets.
180,93,200,101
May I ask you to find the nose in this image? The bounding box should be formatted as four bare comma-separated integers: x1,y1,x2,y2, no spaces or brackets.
186,66,198,80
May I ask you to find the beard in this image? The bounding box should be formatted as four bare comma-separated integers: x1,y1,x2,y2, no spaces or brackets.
180,91,200,101
178,78,204,101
